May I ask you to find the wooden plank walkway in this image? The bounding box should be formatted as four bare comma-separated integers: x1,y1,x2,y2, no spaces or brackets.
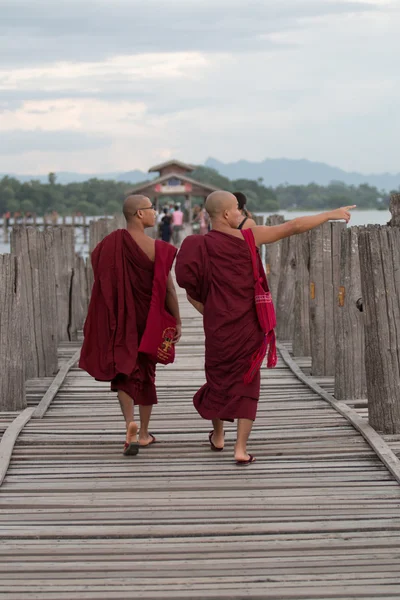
1,293,400,598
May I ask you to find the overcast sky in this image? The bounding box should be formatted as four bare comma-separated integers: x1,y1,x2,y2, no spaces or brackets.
1,0,399,174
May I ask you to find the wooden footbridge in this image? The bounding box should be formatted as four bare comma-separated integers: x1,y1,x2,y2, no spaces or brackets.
2,206,400,598
1,288,400,599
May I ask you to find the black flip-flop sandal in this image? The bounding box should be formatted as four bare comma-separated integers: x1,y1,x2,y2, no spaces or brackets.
236,454,256,466
123,441,140,456
209,430,224,452
140,433,157,448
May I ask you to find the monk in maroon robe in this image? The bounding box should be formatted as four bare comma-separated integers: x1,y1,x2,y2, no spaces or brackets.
80,195,181,456
176,191,354,465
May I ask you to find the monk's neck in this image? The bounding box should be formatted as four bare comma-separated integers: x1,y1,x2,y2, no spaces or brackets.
210,221,241,236
127,224,146,238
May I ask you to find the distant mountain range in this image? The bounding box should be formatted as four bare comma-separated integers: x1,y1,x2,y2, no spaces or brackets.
2,158,399,190
205,158,400,191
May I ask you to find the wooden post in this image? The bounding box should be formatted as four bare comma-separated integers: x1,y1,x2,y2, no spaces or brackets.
334,227,367,401
2,215,8,244
62,215,67,226
0,254,25,410
265,215,284,305
43,214,49,229
292,232,311,357
254,215,264,226
69,254,89,341
388,192,400,227
113,214,126,230
309,222,346,376
89,218,112,254
51,227,75,342
275,234,297,341
83,215,87,244
33,213,37,226
358,225,400,433
11,227,58,378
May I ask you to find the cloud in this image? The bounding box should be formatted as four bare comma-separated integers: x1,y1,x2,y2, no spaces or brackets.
0,0,379,67
0,0,398,174
0,130,111,155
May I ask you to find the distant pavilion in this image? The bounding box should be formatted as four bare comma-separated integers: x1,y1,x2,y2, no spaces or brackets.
130,159,218,221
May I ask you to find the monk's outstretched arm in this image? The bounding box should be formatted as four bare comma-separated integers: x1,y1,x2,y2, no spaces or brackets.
166,274,182,342
252,205,356,246
187,294,204,315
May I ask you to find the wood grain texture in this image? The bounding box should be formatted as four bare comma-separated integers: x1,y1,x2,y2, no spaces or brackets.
293,232,311,356
359,226,400,434
0,254,25,411
335,227,367,401
265,214,284,305
11,227,58,379
276,234,297,340
309,222,346,376
389,193,400,227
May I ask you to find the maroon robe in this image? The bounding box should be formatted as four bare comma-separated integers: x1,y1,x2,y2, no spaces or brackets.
79,229,175,405
175,230,265,421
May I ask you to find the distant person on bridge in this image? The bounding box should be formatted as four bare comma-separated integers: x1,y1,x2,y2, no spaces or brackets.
79,195,181,456
233,192,257,230
176,191,354,466
172,204,184,246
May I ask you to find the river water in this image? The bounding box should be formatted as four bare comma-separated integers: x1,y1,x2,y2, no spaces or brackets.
0,209,391,256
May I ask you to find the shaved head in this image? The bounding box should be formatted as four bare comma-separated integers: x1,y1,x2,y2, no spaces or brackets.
205,191,238,218
123,194,151,223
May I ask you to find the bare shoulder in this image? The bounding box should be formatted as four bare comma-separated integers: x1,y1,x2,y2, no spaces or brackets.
241,218,257,230
130,231,156,261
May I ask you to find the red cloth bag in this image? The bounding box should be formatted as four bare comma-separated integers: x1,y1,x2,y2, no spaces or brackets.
138,241,177,365
241,229,277,383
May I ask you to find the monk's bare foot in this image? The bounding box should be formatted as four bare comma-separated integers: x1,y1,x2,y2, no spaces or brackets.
126,421,138,444
139,432,157,446
209,430,224,451
234,444,254,463
123,421,139,456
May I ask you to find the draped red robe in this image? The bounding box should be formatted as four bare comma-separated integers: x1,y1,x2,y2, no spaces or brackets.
79,229,176,405
175,230,265,421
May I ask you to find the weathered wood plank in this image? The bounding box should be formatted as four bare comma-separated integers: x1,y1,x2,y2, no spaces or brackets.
309,222,346,376
335,227,367,401
11,227,58,378
293,232,311,356
265,214,284,305
0,254,25,411
359,226,400,434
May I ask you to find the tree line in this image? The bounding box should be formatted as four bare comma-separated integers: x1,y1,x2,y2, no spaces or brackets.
0,168,394,217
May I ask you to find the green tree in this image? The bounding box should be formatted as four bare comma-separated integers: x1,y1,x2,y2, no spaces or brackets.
190,166,233,191
21,199,35,213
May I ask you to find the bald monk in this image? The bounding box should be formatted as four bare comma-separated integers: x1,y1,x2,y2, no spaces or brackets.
176,191,355,465
80,195,181,456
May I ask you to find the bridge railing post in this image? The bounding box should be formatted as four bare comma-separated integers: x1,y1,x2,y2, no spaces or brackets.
309,221,346,376
275,233,297,341
70,254,89,341
52,227,75,342
0,254,25,411
358,224,400,433
292,232,311,357
334,226,367,401
11,227,59,379
265,215,285,306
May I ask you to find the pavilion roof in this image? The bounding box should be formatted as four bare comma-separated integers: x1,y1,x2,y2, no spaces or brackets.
148,159,196,173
